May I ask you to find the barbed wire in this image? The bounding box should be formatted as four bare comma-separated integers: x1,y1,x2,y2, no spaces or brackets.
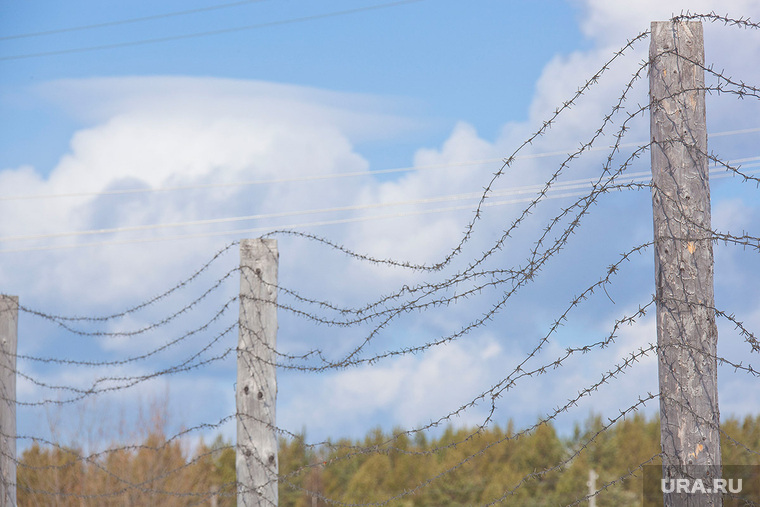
247,30,654,278
266,389,660,507
563,453,664,507
8,414,238,497
4,11,760,506
6,292,665,504
11,342,237,407
1,260,664,490
675,10,760,29
16,240,239,323
204,48,662,375
11,363,662,505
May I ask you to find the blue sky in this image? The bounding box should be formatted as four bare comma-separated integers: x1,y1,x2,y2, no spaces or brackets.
1,0,760,450
0,1,583,175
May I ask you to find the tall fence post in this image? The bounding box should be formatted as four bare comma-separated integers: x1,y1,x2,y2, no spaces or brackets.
237,239,279,506
650,20,722,505
0,295,18,507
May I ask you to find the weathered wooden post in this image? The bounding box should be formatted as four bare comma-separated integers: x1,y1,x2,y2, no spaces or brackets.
0,295,18,507
237,239,278,506
650,20,722,506
587,469,598,507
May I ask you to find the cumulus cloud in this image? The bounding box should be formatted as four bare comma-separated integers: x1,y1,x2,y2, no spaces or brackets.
5,0,760,445
279,334,506,439
579,0,760,46
2,77,414,306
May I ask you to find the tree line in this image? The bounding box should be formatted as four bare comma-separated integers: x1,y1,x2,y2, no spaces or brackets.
17,413,760,506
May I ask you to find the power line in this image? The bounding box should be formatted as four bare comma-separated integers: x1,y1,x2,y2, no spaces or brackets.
708,126,760,138
0,175,635,243
0,0,427,62
0,190,598,254
2,165,757,254
0,158,500,202
0,0,269,41
2,127,759,203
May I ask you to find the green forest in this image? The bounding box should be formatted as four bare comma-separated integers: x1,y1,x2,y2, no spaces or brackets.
17,413,760,506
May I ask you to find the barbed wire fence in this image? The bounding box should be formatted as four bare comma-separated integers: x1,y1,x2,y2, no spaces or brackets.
0,10,759,506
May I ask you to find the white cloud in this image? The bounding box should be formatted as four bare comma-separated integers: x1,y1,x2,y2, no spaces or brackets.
279,334,505,439
2,77,413,310
5,0,760,447
578,0,760,46
713,197,756,233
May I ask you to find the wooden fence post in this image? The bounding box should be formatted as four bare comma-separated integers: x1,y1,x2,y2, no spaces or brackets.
587,469,598,507
0,295,18,507
650,20,722,506
237,239,278,506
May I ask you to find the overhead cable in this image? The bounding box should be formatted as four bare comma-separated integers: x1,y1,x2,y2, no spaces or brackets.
0,0,269,41
2,127,759,203
1,164,758,254
0,0,427,61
